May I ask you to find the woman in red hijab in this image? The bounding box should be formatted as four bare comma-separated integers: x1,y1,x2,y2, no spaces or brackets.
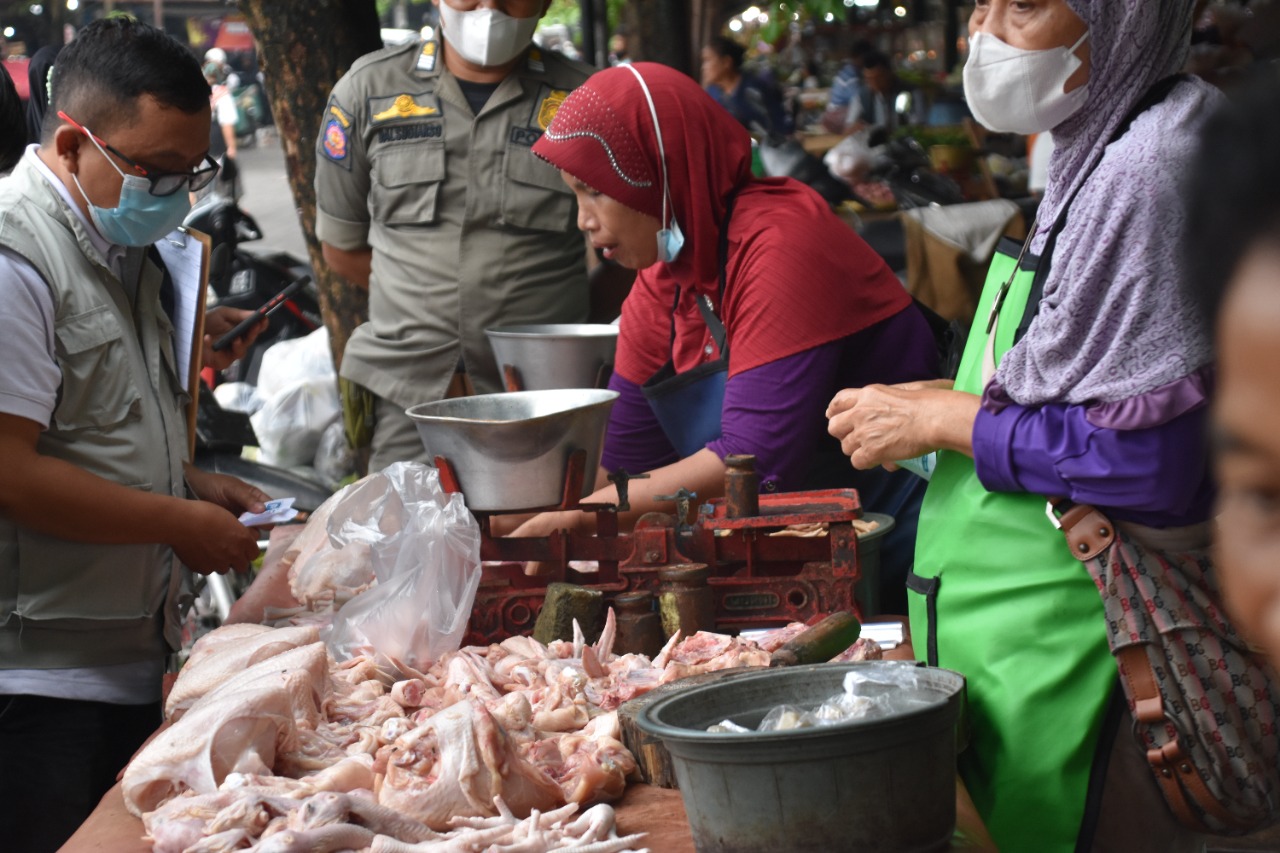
518,63,937,613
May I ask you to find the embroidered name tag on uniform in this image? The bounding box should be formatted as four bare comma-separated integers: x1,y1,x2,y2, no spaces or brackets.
322,98,353,169
416,40,438,73
378,122,443,144
530,86,569,131
510,126,541,147
369,92,441,125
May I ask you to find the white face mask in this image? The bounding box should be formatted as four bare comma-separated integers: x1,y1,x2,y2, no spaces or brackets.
439,3,540,68
963,30,1090,135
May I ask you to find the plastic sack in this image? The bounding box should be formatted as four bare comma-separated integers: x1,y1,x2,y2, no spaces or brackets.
313,420,357,489
255,327,336,400
824,130,876,186
250,379,341,468
712,665,944,733
324,462,482,672
213,381,263,415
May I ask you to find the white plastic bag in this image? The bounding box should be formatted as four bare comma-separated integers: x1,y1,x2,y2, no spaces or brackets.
250,379,341,467
249,327,341,467
823,130,876,185
213,381,264,415
324,462,482,672
255,327,336,399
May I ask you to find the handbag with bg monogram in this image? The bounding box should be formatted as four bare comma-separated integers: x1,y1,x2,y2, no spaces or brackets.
1051,499,1280,834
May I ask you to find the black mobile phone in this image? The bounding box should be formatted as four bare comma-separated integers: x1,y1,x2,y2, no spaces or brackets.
211,275,311,352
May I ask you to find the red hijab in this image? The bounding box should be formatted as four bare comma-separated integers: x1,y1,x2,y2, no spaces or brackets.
533,63,908,383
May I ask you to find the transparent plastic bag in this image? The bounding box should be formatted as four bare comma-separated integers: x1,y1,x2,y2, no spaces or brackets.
323,462,482,672
718,665,945,733
313,420,356,488
759,704,817,732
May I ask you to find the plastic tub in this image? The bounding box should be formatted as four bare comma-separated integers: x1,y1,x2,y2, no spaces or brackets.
635,661,966,853
854,512,895,618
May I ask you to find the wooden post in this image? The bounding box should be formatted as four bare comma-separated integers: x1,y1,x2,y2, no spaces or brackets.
944,0,961,73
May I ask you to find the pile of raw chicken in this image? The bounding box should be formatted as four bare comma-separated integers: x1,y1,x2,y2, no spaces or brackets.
123,470,879,852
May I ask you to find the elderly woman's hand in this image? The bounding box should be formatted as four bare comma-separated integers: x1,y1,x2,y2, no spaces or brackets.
826,383,981,470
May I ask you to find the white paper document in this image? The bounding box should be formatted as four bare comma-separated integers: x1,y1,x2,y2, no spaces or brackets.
239,497,299,527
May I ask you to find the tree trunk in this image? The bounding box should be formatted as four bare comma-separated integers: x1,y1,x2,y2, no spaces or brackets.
623,0,693,75
689,0,723,74
236,0,381,369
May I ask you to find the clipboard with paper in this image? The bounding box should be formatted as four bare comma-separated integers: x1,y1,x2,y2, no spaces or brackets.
154,226,212,458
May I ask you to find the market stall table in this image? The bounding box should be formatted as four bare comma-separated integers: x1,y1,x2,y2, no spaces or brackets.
799,131,845,157
63,776,997,852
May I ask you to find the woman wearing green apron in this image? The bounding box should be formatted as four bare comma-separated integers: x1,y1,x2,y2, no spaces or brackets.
829,2,1220,849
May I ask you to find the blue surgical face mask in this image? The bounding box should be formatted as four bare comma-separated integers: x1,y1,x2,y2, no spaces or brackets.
71,133,190,247
657,210,684,264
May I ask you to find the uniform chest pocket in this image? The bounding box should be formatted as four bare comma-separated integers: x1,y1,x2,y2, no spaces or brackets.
53,305,142,431
501,144,576,233
371,142,445,226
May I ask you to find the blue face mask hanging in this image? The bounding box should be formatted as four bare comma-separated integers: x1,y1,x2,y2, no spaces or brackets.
71,130,191,247
624,64,684,264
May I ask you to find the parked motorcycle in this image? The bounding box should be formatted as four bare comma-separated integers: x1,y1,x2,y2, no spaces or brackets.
185,192,322,386
183,193,335,512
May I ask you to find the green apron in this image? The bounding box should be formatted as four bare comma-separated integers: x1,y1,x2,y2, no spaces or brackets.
907,240,1115,852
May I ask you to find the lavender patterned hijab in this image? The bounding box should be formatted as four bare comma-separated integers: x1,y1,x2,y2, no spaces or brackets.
996,0,1219,409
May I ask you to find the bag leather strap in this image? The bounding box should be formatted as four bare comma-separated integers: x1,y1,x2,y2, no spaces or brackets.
1053,500,1259,834
1116,644,1254,833
1046,498,1115,562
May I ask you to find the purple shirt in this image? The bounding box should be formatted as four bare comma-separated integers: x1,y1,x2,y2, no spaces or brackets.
972,396,1215,527
601,307,938,492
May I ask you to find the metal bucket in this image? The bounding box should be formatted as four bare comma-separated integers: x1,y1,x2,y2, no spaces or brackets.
406,389,618,512
485,324,619,391
635,661,966,853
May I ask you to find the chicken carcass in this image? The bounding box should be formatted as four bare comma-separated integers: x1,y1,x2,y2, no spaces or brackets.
123,642,329,816
166,624,322,718
376,699,564,830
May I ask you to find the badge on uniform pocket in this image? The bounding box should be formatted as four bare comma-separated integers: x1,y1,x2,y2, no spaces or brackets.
369,92,442,125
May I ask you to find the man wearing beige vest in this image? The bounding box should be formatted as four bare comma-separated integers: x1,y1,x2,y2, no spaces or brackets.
0,19,270,852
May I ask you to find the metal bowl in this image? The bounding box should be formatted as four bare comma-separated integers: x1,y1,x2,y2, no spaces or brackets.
407,389,619,512
485,324,619,391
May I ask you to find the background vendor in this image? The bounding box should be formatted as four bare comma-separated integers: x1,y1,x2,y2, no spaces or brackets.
512,62,938,615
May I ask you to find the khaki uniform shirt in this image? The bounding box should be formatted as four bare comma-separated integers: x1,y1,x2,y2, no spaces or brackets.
316,39,593,409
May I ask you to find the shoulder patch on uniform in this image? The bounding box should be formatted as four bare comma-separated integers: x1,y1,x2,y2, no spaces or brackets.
529,86,569,131
527,47,545,74
416,39,438,73
327,98,353,129
321,97,352,169
369,92,442,125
